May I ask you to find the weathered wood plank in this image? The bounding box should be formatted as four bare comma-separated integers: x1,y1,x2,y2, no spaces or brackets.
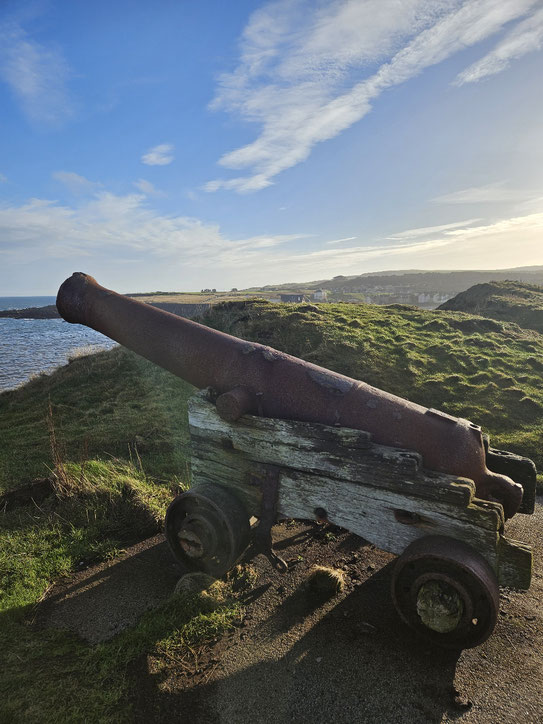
190,438,501,531
496,537,532,589
188,391,531,589
188,393,475,507
278,469,500,562
189,390,373,448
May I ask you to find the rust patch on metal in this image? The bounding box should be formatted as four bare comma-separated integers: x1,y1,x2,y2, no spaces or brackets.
307,369,354,396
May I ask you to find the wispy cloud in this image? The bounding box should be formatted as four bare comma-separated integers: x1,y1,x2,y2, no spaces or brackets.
141,144,174,166
432,182,530,204
385,219,481,240
325,236,357,245
206,0,540,193
0,191,305,266
235,211,543,280
0,20,74,125
455,5,543,85
1,190,541,283
0,173,7,183
133,179,166,197
52,171,101,194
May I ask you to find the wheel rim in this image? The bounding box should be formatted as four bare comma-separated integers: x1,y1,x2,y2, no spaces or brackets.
391,535,499,649
165,483,250,577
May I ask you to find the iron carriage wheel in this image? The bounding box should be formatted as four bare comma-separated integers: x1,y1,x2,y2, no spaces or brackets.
391,535,499,649
165,483,251,578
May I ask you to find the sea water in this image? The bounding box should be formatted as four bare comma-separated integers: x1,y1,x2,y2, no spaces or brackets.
0,297,116,391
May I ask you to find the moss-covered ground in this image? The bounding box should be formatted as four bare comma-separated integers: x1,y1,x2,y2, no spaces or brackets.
1,299,542,720
203,300,543,469
439,280,543,335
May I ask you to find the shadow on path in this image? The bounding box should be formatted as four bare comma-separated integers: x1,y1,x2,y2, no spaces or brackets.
135,561,462,724
36,534,180,642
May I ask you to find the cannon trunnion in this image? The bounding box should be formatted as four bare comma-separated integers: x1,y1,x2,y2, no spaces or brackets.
56,273,536,649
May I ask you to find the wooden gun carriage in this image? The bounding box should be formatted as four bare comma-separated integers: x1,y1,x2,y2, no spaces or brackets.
56,273,536,649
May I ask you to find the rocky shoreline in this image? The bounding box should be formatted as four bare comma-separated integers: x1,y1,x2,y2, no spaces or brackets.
0,301,211,321
0,305,60,319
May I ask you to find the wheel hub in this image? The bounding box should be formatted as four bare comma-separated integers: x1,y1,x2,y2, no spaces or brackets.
415,579,465,634
165,483,251,577
177,514,219,559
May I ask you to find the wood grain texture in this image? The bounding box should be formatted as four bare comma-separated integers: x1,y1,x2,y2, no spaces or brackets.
188,392,476,506
188,390,531,589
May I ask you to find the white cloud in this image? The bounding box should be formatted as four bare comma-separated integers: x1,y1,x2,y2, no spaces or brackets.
432,182,530,204
52,171,101,194
141,144,174,166
133,179,166,197
385,219,481,240
206,0,539,193
455,5,543,85
203,174,273,193
325,236,357,245
1,190,541,284
0,191,305,267
0,21,74,125
237,211,543,281
0,173,7,183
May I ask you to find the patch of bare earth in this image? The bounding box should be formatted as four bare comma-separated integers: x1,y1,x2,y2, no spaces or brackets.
129,502,543,724
39,503,543,723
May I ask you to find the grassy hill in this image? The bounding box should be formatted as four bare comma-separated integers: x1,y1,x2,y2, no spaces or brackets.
438,281,543,335
202,300,543,470
0,346,194,494
2,299,543,720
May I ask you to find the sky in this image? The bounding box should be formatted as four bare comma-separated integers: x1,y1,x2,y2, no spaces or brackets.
1,0,543,295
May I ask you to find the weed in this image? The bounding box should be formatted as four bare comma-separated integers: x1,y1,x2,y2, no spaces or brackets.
306,565,345,596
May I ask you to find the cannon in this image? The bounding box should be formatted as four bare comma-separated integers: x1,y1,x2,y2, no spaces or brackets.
57,273,536,648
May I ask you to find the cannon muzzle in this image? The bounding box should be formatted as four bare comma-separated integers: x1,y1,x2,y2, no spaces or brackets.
56,272,523,518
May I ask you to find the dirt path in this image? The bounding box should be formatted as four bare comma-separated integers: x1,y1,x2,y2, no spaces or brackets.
40,503,543,723
128,501,542,724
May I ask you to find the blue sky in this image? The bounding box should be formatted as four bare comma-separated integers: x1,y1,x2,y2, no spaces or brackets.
1,0,543,294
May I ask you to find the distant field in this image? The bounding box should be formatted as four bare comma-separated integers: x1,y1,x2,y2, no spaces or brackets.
131,290,282,305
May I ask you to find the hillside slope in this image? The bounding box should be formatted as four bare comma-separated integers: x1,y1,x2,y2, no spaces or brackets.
439,281,543,334
201,300,543,470
252,267,543,295
0,346,194,493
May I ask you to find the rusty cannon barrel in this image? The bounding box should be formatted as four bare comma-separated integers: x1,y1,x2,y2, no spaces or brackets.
57,272,523,518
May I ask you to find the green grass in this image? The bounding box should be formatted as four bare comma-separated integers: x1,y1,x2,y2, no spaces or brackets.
0,345,194,493
1,575,241,722
0,346,213,722
0,459,243,722
439,280,543,335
